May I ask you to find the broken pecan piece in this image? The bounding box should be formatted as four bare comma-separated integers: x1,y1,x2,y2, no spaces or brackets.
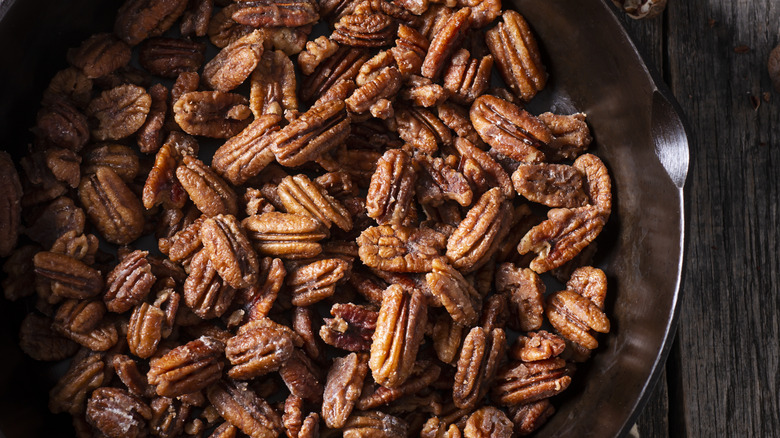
511,330,566,362
443,49,492,105
495,263,545,331
394,106,452,154
463,406,513,438
251,50,299,118
537,112,592,161
320,303,378,352
358,224,446,272
574,153,612,214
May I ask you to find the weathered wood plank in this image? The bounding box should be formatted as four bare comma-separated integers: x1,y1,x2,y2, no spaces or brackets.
666,0,780,436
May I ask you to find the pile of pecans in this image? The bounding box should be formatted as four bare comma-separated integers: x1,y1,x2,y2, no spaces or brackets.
0,0,615,436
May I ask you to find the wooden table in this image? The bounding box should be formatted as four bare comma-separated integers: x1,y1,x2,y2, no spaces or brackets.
612,1,780,436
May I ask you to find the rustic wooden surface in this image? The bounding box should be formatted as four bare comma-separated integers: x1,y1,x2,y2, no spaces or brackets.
614,1,780,436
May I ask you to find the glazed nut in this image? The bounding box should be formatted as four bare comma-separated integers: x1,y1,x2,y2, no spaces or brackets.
346,66,403,114
200,214,260,289
394,106,452,154
202,29,264,92
463,406,514,438
173,90,252,138
184,249,237,319
320,303,378,352
147,336,225,397
143,139,189,210
453,327,506,409
270,100,351,168
33,251,103,299
231,0,319,27
512,162,589,208
207,379,284,438
225,319,295,379
242,212,328,259
442,49,493,105
83,144,140,183
128,301,167,358
537,112,593,161
509,400,556,436
342,411,409,438
546,288,610,349
425,258,481,326
176,155,239,217
49,351,106,414
67,33,132,79
287,258,350,306
322,352,370,428
86,387,152,438
86,84,152,141
212,115,282,186
357,224,447,273
35,98,90,152
486,10,547,101
250,50,299,118
78,167,145,245
332,11,398,48
492,358,572,406
470,94,551,163
366,149,417,225
138,37,206,78
105,250,156,313
277,174,353,231
422,7,472,79
114,0,189,46
496,262,546,331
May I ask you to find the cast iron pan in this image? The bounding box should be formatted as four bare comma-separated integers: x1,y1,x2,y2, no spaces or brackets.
0,0,690,436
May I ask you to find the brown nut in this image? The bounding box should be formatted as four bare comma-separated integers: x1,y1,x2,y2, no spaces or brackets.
148,336,225,397
320,303,378,352
509,400,556,436
332,11,398,48
0,152,22,257
573,153,612,215
68,33,132,79
470,94,550,163
200,214,259,289
426,258,481,325
537,112,592,161
83,144,140,182
139,37,206,79
394,106,452,154
485,10,547,101
212,115,282,186
495,262,545,331
35,97,90,152
277,174,353,231
242,212,328,260
203,29,264,92
415,154,473,207
546,288,610,350
454,137,514,199
86,387,152,438
370,285,428,388
86,84,152,141
232,0,319,27
453,327,506,409
43,67,93,108
207,379,284,438
322,352,370,428
79,167,145,245
492,358,572,406
49,350,106,414
184,249,237,319
390,24,429,76
225,320,295,379
512,162,588,208
446,187,511,273
250,50,299,118
463,406,513,438
442,49,492,105
366,149,417,225
347,66,403,115
128,301,167,358
422,7,471,79
342,411,408,438
115,0,189,46
173,90,252,138
105,250,156,313
279,349,324,402
358,224,447,273
511,330,566,362
271,100,351,167
33,251,103,299
300,46,369,103
143,138,189,210
19,313,78,362
287,258,350,306
176,155,239,217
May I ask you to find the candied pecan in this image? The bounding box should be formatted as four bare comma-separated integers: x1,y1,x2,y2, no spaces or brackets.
343,411,408,437
512,163,588,208
49,350,106,414
462,406,513,438
128,301,166,358
366,149,416,225
208,4,253,48
287,258,350,306
209,422,239,438
394,106,452,153
347,66,403,114
322,352,369,428
432,313,463,364
233,0,319,27
139,37,205,78
357,362,441,410
53,299,105,335
485,11,547,101
573,153,612,214
416,154,473,207
537,112,592,161
388,24,428,76
422,7,471,79
511,330,566,362
358,224,446,272
333,11,398,47
243,212,328,259
292,306,325,361
114,0,189,46
566,266,607,308
446,188,511,272
35,97,90,151
184,249,237,319
207,379,283,438
83,144,139,182
135,88,170,151
143,141,188,211
492,358,572,406
226,320,295,379
546,288,610,350
174,91,252,138
181,0,214,36
279,348,323,402
300,46,369,102
167,215,205,262
495,263,545,331
401,78,449,108
49,231,98,264
177,155,239,217
59,319,119,351
203,30,264,92
454,137,513,198
612,0,667,19
298,36,339,75
250,50,298,119
442,49,492,104
509,400,555,436
33,251,103,299
105,250,156,313
277,174,353,231
420,417,462,438
212,116,282,186
79,167,145,244
453,327,506,409
86,84,151,141
470,95,550,163
370,285,427,388
43,67,93,108
67,33,132,79
320,303,378,352
271,100,351,167
200,214,259,289
87,387,152,438
518,205,607,273
425,258,481,325
113,354,153,397
19,313,78,361
148,336,225,397
149,397,191,438
0,152,22,256
459,0,499,28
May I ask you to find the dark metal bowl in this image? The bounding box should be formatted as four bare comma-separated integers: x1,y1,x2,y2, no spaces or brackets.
0,0,689,436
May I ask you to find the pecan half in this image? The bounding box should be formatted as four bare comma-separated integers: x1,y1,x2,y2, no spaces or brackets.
366,149,417,225
287,258,350,306
358,224,446,272
114,0,189,46
370,285,428,388
573,153,612,214
300,46,369,103
83,144,140,182
19,313,78,362
49,350,106,414
546,287,610,350
509,400,555,436
208,4,253,48
86,387,152,438
143,137,189,210
462,406,513,438
200,214,259,289
455,137,513,199
512,163,588,208
148,336,225,397
207,379,283,438
271,100,351,167
184,249,237,319
251,50,299,118
333,11,398,48
495,263,545,331
322,352,370,428
68,33,132,79
24,196,84,247
232,0,319,27
43,67,93,109
86,84,151,141
470,95,550,163
35,97,90,152
356,362,441,410
139,37,205,78
537,112,592,161
446,187,511,272
105,250,156,313
212,115,282,186
277,174,353,231
203,30,264,92
485,10,546,101
453,327,506,409
390,24,429,76
421,7,471,79
173,91,252,138
511,330,566,362
492,358,572,406
443,49,492,104
226,319,295,379
78,167,145,244
149,396,191,438
176,155,239,217
342,411,408,437
180,0,213,37
128,301,167,358
44,148,81,189
33,251,103,299
394,106,452,154
243,212,328,259
346,66,403,115
279,349,324,402
0,152,22,257
432,313,464,364
425,258,481,325
416,154,473,207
